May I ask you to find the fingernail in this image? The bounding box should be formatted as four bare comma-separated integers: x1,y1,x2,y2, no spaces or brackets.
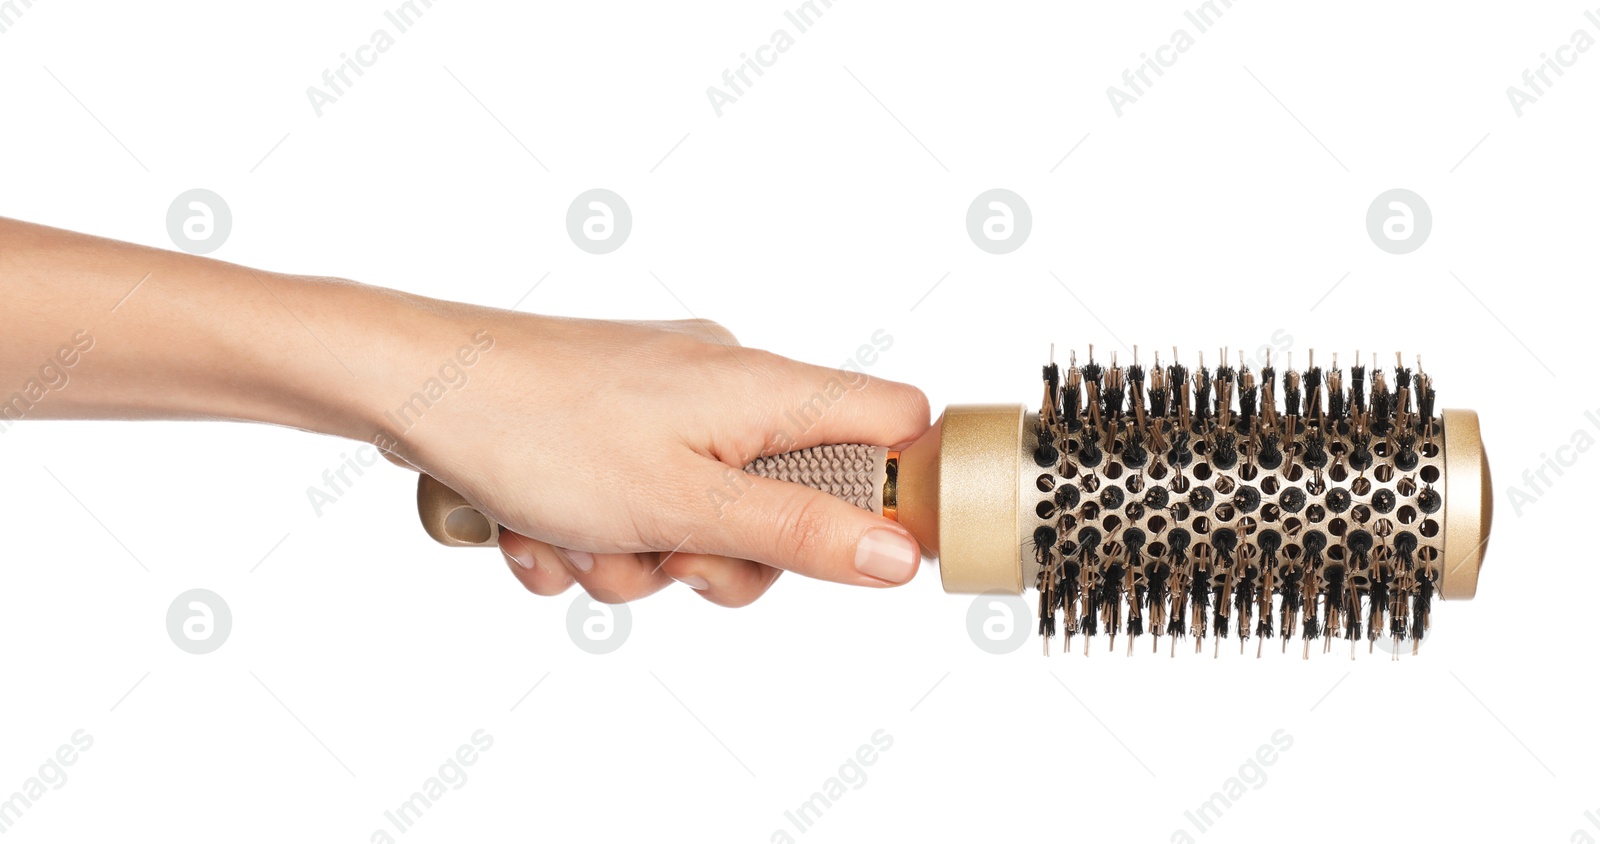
504,550,535,570
555,547,595,573
673,574,710,591
854,528,919,583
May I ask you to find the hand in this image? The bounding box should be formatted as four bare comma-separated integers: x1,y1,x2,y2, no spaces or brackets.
379,310,930,607
0,217,929,609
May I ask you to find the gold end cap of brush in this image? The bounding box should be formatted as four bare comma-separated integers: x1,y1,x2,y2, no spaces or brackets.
1440,408,1490,600
417,474,498,546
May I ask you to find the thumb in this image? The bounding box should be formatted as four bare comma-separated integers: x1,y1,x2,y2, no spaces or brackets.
689,465,922,587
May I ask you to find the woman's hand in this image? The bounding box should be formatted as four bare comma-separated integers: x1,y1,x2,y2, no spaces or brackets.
376,310,930,608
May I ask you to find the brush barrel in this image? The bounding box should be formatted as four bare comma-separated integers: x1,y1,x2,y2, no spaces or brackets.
412,405,1489,601
1019,406,1488,604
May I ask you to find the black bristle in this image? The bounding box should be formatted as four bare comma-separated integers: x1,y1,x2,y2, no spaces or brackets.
1077,526,1103,637
1256,530,1282,640
1079,435,1103,467
1349,434,1373,471
1412,572,1435,639
1347,529,1374,566
1371,383,1393,435
1303,531,1328,566
1395,432,1419,471
1103,379,1125,423
1168,429,1193,468
1036,541,1056,639
1063,383,1082,432
1237,384,1258,434
1212,528,1240,638
1303,432,1328,469
1123,529,1147,563
1149,383,1168,418
1213,431,1239,470
1166,529,1192,638
1233,565,1256,642
1122,431,1148,467
1257,433,1283,470
1188,566,1211,638
1394,531,1418,569
1042,362,1061,417
1302,531,1328,641
1124,529,1148,639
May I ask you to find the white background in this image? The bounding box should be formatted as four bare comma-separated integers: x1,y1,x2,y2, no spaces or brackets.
1,1,1593,841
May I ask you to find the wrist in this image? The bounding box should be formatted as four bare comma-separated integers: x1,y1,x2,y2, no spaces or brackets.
307,281,513,456
271,277,460,446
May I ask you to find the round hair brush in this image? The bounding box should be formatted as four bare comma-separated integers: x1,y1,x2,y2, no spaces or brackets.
417,347,1491,657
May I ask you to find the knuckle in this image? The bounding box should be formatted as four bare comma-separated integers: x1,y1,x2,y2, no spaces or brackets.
716,567,781,608
694,318,737,344
901,384,932,420
715,592,759,609
578,565,660,605
666,318,737,346
876,378,930,420
772,493,834,563
583,584,635,605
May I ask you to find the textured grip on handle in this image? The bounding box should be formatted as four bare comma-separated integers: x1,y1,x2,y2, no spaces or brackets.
742,444,890,513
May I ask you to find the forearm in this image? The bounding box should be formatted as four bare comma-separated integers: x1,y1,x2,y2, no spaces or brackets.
0,216,439,442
